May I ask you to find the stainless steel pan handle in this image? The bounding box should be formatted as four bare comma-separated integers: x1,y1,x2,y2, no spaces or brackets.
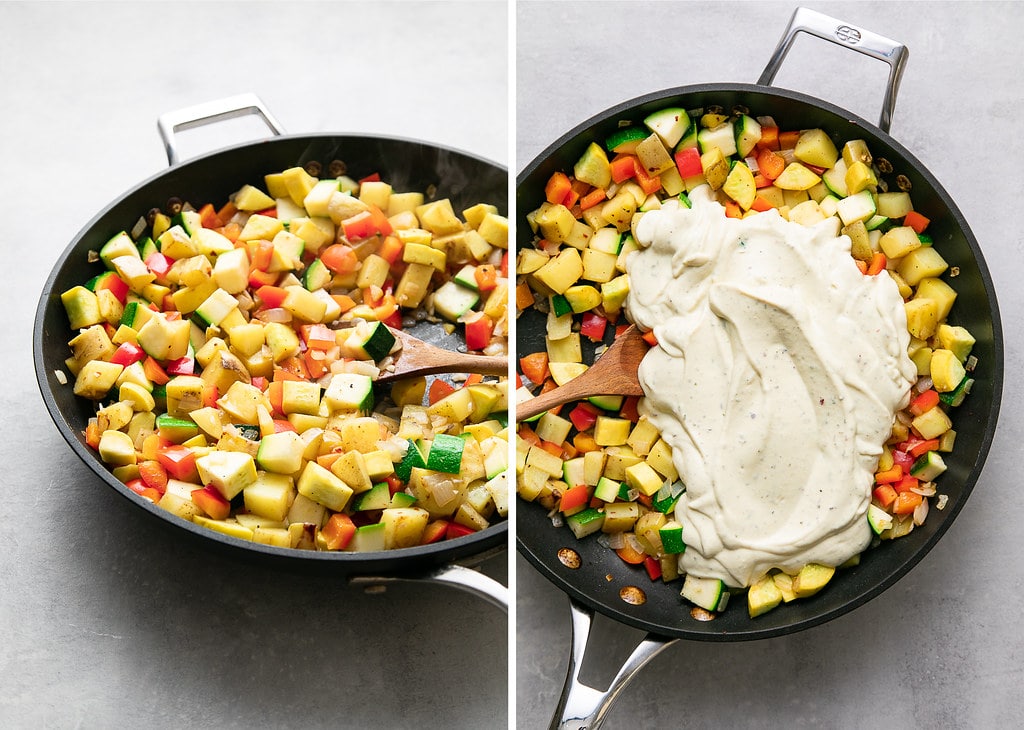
551,599,676,730
349,562,509,613
157,92,286,166
757,7,908,133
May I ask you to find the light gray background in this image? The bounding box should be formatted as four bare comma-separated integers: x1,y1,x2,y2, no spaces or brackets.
1,2,508,728
517,1,1023,728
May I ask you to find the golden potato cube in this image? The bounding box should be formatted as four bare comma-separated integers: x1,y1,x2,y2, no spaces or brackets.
904,298,939,340
915,277,957,321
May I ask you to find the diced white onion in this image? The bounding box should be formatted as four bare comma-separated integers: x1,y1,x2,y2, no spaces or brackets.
606,532,627,550
913,497,929,526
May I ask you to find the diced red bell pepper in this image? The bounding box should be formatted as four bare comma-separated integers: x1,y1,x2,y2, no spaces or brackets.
145,252,175,283
545,171,573,206
644,555,662,582
904,210,930,234
368,204,393,236
892,491,923,515
893,475,920,494
909,389,940,416
632,160,663,195
445,522,476,540
464,312,495,351
359,172,381,183
611,154,638,184
157,445,197,481
559,484,590,513
109,342,146,367
875,464,903,484
137,460,168,494
165,352,195,376
256,206,278,218
301,323,336,350
873,484,898,509
125,479,161,503
568,402,600,432
641,330,658,347
474,264,498,292
579,187,607,211
866,252,887,276
500,250,509,278
519,352,549,385
255,285,289,309
321,513,357,550
615,541,646,565
759,126,781,150
250,240,274,271
341,211,375,241
191,485,231,520
142,356,170,385
579,312,607,342
272,419,296,433
421,520,449,544
385,475,405,495
674,147,703,178
93,271,130,304
378,235,404,265
619,396,641,423
248,267,279,289
197,202,222,229
428,378,456,405
755,146,786,180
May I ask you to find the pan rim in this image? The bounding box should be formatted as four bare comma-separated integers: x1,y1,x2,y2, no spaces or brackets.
515,81,1003,641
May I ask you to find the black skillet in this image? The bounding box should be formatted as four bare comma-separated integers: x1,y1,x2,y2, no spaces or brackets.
34,94,508,608
516,9,1002,726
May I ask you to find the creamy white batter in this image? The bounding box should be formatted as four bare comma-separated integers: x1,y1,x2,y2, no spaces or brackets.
627,186,916,588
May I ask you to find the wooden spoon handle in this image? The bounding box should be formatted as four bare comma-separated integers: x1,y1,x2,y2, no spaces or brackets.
516,365,644,422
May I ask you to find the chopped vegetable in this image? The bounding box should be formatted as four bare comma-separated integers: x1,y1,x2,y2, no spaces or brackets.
517,101,976,619
59,161,509,552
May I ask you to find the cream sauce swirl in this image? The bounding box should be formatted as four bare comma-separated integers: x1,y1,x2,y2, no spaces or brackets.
627,186,916,588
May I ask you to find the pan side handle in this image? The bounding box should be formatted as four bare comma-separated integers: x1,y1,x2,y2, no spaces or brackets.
157,92,287,166
757,6,908,133
349,563,508,613
551,599,677,730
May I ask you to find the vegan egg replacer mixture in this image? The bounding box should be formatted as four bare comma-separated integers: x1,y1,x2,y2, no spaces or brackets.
628,186,916,589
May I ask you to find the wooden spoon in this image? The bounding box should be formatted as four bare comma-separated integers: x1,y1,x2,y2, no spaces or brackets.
374,327,508,383
516,324,648,422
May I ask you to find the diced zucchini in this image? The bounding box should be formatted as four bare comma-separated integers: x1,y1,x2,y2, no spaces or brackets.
681,574,727,612
659,520,686,554
867,503,894,535
566,507,605,539
605,126,649,155
426,433,465,474
697,121,737,158
733,114,762,158
910,451,947,481
593,476,621,503
645,107,691,148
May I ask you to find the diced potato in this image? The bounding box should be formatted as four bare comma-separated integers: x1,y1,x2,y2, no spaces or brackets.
915,277,957,321
794,129,839,168
879,226,922,259
904,298,939,340
594,416,631,446
533,248,584,295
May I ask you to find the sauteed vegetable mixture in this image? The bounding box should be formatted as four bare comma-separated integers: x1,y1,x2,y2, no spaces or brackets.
516,104,977,617
60,162,509,552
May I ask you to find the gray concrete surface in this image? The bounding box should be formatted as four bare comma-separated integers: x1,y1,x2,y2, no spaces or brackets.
517,1,1024,728
1,2,507,728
